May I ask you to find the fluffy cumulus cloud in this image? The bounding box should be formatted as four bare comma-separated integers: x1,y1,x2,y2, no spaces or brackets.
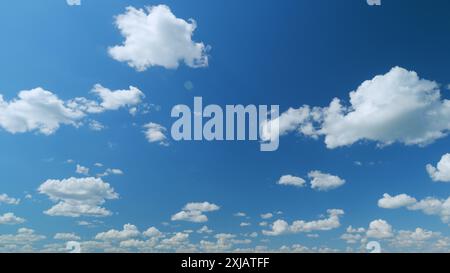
76,164,89,176
95,224,140,241
262,209,344,236
38,177,119,217
378,193,417,209
0,88,85,135
66,0,81,6
90,84,144,111
0,194,20,205
308,171,345,191
277,175,306,187
0,85,145,135
171,202,220,223
143,122,168,145
109,5,209,71
378,193,450,224
0,213,26,225
266,67,450,149
0,228,45,247
366,219,393,239
426,153,450,182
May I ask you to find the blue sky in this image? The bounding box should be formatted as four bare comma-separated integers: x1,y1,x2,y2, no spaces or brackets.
0,0,450,252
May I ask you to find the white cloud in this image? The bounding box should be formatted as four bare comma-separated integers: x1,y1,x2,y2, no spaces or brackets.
197,226,213,234
95,224,140,241
38,177,119,217
367,0,381,6
0,213,25,225
269,67,450,149
109,5,209,71
171,202,220,223
378,193,450,225
263,209,344,236
0,88,85,135
277,175,306,187
66,0,81,6
143,227,162,238
426,153,450,182
260,213,273,219
75,164,89,176
97,168,124,177
0,85,145,136
378,193,417,209
233,212,246,217
240,222,251,227
366,219,393,239
0,228,45,246
90,84,144,111
54,233,81,241
392,228,439,248
0,194,20,205
88,120,105,131
143,122,168,145
308,171,345,191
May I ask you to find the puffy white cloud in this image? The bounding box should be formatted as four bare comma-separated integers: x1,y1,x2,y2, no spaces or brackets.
197,226,213,234
261,213,273,219
308,171,345,191
200,233,251,252
426,153,450,182
66,0,81,6
0,88,85,135
171,202,220,223
391,228,439,248
38,177,119,217
366,219,393,239
0,228,45,246
277,175,306,187
271,67,450,149
378,193,450,225
54,233,81,241
0,194,20,205
109,5,209,71
143,122,168,145
378,193,417,209
0,85,145,136
263,209,344,236
90,84,144,111
0,213,25,225
143,227,162,238
408,197,450,224
261,106,322,142
240,222,251,227
75,164,89,176
95,224,140,241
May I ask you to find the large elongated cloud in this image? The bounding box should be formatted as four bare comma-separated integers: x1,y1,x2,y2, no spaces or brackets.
264,67,450,149
0,85,144,135
109,5,209,71
262,209,344,236
38,177,119,217
378,193,450,225
0,88,85,135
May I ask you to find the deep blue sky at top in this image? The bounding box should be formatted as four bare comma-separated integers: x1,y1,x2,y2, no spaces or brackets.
0,0,449,249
